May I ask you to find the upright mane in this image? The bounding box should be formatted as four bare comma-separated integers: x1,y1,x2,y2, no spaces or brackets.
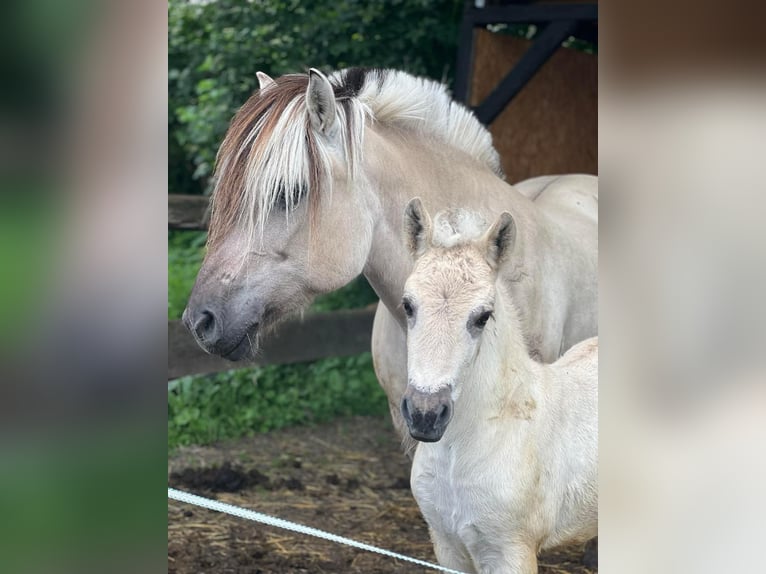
208,67,503,249
431,208,489,248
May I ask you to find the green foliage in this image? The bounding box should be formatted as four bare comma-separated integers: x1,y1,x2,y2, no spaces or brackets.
169,0,464,194
311,276,378,312
168,353,387,449
168,230,206,320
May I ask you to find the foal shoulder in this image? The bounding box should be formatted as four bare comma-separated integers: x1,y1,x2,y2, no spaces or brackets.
553,337,598,387
556,336,598,366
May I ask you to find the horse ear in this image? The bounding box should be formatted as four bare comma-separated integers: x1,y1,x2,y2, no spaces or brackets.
404,198,432,258
256,71,276,91
483,212,516,269
306,68,337,134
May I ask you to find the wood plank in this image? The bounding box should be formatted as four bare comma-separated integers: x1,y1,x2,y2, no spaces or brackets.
471,30,597,182
169,194,210,230
168,305,378,380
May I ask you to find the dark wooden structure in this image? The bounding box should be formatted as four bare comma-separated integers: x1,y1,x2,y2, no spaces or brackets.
455,1,598,181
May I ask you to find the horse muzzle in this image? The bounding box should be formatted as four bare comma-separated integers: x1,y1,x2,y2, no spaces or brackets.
401,385,453,442
182,303,260,361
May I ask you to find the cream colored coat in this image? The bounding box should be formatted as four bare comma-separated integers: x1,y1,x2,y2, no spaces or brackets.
402,207,598,573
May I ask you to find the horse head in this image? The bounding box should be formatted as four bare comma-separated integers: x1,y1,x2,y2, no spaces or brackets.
184,69,375,359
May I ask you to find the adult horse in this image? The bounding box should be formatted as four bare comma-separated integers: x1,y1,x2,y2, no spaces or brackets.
184,67,598,453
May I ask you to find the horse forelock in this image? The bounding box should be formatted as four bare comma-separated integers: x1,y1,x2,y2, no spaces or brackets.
208,71,370,251
207,68,502,251
208,74,312,249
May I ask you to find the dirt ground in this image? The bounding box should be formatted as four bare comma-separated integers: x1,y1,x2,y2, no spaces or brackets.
168,415,596,573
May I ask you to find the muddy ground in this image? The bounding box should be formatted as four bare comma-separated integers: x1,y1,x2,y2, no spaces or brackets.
168,415,596,573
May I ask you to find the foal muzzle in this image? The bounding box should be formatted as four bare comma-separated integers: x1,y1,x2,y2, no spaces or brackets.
401,386,453,442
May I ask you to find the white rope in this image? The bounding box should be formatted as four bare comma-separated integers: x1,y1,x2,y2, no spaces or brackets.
168,488,466,574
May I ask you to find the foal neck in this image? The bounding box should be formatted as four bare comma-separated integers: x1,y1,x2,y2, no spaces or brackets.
456,286,542,427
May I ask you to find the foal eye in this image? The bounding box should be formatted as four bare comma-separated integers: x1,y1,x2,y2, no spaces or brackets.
402,298,415,319
473,310,493,330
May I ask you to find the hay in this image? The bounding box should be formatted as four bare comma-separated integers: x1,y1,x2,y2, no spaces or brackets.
168,416,594,573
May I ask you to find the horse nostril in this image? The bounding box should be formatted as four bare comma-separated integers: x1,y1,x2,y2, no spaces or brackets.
193,309,218,342
401,397,412,423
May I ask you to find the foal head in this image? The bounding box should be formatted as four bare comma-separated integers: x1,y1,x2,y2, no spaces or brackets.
400,199,516,442
184,69,374,360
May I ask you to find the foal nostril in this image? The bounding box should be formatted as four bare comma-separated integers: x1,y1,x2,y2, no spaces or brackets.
437,403,450,424
192,309,219,342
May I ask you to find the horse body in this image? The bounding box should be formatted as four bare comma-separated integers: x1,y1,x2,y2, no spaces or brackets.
183,68,597,453
400,205,597,573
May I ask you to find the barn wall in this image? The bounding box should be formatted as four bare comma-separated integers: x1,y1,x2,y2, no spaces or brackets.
470,30,597,182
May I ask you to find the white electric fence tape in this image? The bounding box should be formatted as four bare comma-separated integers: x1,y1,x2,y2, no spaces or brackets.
168,487,466,574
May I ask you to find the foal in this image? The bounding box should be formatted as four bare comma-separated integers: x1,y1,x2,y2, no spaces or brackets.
400,200,598,574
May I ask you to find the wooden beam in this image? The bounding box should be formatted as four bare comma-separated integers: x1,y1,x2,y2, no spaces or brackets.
168,305,378,380
473,19,580,125
169,194,210,230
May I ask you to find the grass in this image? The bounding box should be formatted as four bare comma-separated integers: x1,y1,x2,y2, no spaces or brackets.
168,354,388,449
168,230,385,450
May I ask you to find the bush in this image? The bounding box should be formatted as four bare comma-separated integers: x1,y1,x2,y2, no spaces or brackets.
169,0,464,194
168,353,388,449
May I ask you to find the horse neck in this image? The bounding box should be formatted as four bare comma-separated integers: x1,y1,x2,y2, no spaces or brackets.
359,125,538,323
451,285,544,434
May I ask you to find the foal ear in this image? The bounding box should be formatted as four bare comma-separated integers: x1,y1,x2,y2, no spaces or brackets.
483,212,516,269
403,198,433,258
306,68,337,134
256,71,276,91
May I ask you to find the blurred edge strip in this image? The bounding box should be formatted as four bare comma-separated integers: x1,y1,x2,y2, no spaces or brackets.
168,305,377,380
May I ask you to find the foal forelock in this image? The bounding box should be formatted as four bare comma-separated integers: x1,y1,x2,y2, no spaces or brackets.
207,68,502,252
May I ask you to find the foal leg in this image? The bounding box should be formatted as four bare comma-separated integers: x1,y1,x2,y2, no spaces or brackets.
468,540,537,574
431,531,475,573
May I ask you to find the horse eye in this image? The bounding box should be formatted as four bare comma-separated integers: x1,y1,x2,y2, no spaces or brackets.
473,310,493,329
402,298,415,319
275,182,306,211
275,185,288,210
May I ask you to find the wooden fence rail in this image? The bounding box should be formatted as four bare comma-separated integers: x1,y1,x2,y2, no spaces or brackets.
169,194,209,230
